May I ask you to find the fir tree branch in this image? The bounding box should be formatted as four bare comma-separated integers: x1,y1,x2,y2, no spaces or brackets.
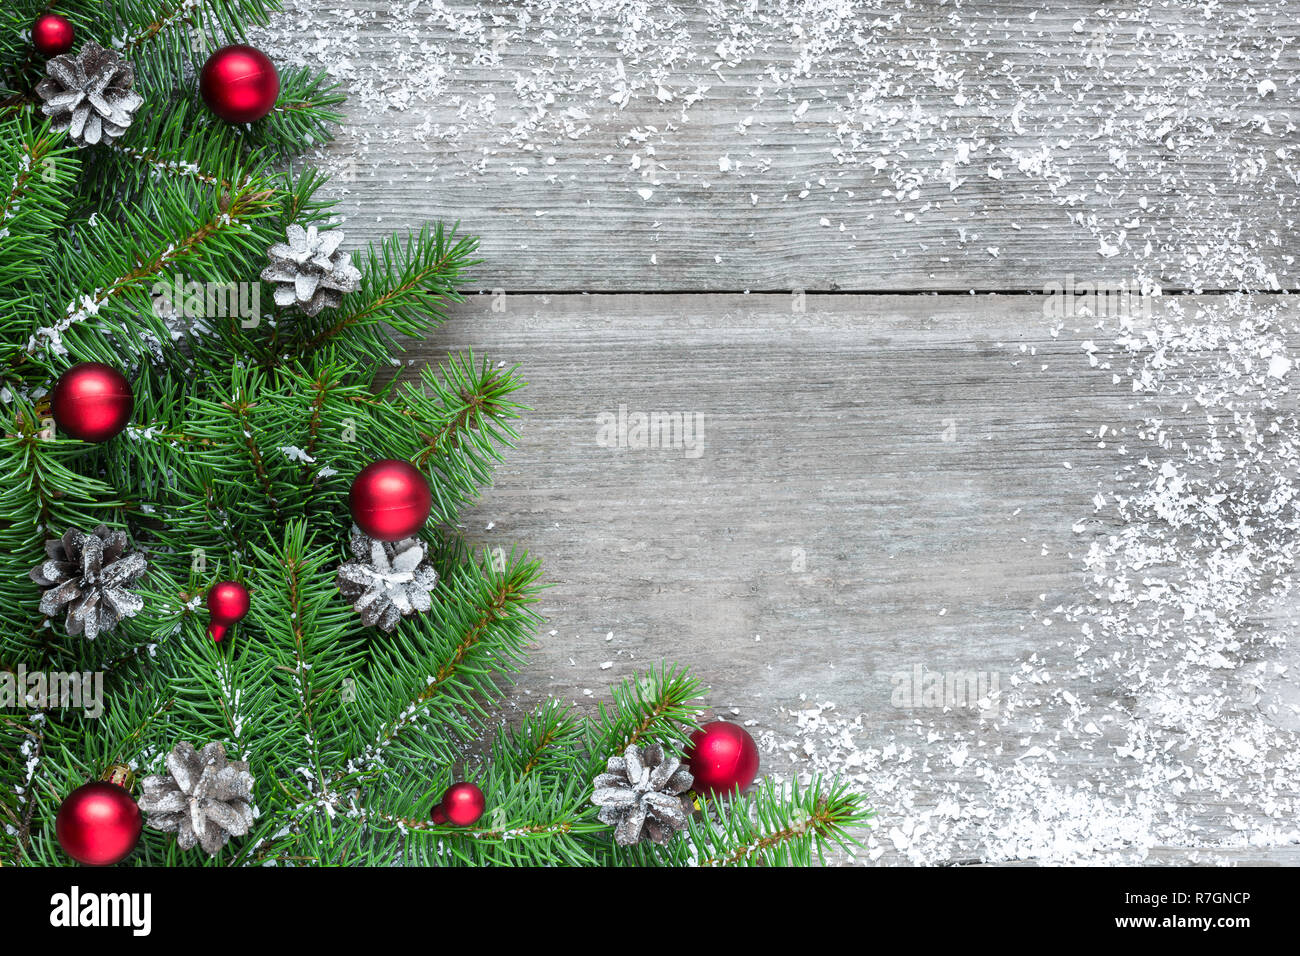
224,386,284,518
27,176,282,359
120,0,205,53
368,553,540,755
494,701,583,779
298,224,479,353
16,727,43,855
678,778,871,868
586,665,706,776
106,140,227,188
244,521,355,806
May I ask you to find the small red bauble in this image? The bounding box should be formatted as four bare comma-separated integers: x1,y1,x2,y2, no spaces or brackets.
199,45,280,124
349,460,432,541
437,782,485,826
685,721,760,796
31,14,75,56
50,362,133,442
56,781,142,866
207,580,251,642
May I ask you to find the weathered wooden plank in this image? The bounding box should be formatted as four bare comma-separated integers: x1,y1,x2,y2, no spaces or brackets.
411,292,1300,863
264,0,1300,292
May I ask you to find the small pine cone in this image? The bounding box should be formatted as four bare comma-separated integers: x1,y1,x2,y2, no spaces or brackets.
29,526,147,640
138,742,254,856
337,526,438,632
260,224,361,316
591,742,695,846
35,41,144,148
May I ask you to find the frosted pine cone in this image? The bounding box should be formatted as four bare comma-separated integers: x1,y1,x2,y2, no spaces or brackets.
260,224,361,316
591,742,695,846
29,526,147,639
35,41,144,148
138,742,254,856
337,526,438,632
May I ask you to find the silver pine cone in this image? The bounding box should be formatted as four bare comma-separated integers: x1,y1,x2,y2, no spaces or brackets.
35,41,144,148
29,526,147,640
138,742,255,856
337,526,438,632
261,224,361,316
591,742,695,846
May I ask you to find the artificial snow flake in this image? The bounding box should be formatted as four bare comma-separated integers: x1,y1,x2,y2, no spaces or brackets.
139,742,255,856
35,41,143,148
29,526,147,640
336,526,438,632
591,742,694,846
260,224,361,316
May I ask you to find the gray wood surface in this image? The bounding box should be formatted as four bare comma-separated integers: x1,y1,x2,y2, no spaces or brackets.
415,292,1300,865
290,0,1300,292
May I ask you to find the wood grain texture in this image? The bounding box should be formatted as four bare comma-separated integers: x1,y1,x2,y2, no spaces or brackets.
412,292,1300,864
292,0,1300,292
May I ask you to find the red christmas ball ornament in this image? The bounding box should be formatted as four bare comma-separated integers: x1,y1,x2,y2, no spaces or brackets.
50,362,133,443
207,580,251,642
685,721,760,796
56,779,142,866
31,13,75,57
349,460,432,541
199,45,280,123
437,782,485,826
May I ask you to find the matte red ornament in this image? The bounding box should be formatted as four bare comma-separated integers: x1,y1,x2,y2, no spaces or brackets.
199,45,280,123
685,721,759,796
50,362,133,442
31,14,75,56
56,781,142,866
438,782,485,826
207,580,251,642
349,460,432,541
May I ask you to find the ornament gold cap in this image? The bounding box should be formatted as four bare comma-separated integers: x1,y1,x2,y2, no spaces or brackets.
100,764,135,791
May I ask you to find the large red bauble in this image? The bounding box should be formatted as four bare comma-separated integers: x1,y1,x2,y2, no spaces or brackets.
50,362,133,442
199,45,280,123
31,14,75,56
55,782,142,866
685,721,760,796
207,580,251,642
438,782,486,826
349,460,432,541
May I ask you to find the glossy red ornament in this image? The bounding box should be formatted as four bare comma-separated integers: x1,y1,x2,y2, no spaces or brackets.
56,781,142,866
437,782,485,826
207,580,251,642
50,362,133,442
349,460,432,541
31,14,75,56
685,721,759,796
199,45,280,123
